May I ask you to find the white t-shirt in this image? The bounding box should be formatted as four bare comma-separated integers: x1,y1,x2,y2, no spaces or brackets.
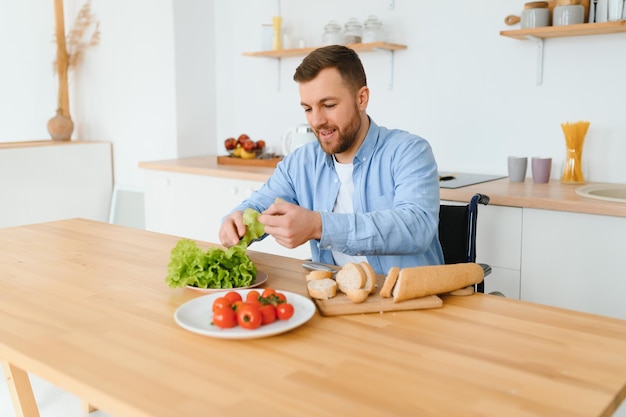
332,158,367,267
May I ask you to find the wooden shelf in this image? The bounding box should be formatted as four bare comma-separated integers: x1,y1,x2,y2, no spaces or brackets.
242,42,407,58
500,20,626,85
500,20,626,40
243,42,408,90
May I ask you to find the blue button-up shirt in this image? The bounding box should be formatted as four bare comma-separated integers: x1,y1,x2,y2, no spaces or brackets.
233,118,443,275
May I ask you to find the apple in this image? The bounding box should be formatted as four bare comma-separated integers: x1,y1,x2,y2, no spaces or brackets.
237,134,250,145
242,140,256,152
224,137,237,150
255,140,266,150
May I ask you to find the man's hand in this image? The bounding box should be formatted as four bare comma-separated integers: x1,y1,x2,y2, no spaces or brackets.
218,210,245,247
259,200,322,248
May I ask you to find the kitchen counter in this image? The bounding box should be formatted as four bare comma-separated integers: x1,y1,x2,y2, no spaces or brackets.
139,156,626,218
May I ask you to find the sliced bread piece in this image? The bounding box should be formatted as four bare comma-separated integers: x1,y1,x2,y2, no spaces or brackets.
335,262,366,293
307,278,337,300
343,288,370,304
359,261,377,294
379,266,400,298
306,270,335,281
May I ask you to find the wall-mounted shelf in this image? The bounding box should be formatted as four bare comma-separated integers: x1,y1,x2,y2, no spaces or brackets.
243,42,408,90
500,20,626,40
242,42,407,58
500,20,626,85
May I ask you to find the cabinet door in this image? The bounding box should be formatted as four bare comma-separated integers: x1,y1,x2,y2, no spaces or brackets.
476,205,522,299
442,201,522,299
0,142,112,228
143,170,311,259
521,208,626,320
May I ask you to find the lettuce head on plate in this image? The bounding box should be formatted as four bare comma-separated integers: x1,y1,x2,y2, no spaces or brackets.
165,207,265,289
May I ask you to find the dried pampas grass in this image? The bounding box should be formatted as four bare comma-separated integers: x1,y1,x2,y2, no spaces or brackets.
53,0,100,74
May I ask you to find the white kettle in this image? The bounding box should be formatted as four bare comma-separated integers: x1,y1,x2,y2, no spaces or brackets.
282,124,317,155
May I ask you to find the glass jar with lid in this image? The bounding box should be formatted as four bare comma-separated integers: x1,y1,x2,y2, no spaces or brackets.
362,15,384,43
322,20,343,46
343,17,363,44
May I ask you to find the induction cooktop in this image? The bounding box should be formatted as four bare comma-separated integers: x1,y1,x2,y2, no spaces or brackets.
439,172,506,189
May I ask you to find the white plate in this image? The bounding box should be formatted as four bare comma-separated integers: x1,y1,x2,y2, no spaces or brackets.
174,289,316,339
185,271,268,293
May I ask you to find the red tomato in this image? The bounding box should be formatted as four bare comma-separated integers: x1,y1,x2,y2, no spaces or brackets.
275,292,287,303
212,306,237,328
259,304,277,325
246,290,260,304
224,291,242,304
261,288,276,298
276,303,294,320
231,300,247,311
237,305,263,330
212,296,231,312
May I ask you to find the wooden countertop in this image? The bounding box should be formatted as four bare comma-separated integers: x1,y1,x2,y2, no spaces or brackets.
1,219,626,417
139,155,276,182
139,156,626,218
0,139,106,149
440,177,626,218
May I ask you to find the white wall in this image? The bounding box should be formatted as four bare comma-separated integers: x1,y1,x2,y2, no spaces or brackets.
1,0,178,188
2,0,626,188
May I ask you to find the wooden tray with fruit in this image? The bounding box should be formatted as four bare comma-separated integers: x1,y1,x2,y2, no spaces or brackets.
219,134,283,168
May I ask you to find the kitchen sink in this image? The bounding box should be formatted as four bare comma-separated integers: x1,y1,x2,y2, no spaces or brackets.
575,184,626,203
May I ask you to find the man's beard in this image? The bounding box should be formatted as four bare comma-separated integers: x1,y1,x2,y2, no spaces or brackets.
316,106,361,155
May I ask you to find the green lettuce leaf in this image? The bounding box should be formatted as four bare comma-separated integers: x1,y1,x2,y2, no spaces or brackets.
165,207,264,289
237,207,265,248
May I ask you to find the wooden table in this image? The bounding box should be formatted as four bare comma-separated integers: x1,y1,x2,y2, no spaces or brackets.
1,219,626,417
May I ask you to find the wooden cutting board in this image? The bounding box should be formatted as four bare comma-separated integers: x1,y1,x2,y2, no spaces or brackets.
217,155,282,168
312,274,445,317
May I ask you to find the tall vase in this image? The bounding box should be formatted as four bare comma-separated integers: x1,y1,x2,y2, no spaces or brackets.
560,121,589,184
47,109,74,141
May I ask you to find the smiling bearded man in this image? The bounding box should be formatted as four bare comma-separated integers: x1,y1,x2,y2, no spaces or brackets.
219,45,443,275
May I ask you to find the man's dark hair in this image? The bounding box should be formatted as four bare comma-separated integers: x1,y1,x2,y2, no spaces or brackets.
293,45,367,94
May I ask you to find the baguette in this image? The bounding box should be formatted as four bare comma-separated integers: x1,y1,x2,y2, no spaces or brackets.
307,278,337,300
306,270,335,281
335,262,366,293
380,266,400,298
359,261,377,294
392,263,484,303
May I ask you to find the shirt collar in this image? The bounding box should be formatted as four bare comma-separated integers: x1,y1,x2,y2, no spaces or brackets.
324,116,379,167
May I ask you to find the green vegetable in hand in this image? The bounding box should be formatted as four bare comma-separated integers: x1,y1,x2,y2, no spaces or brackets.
165,207,265,289
238,207,266,248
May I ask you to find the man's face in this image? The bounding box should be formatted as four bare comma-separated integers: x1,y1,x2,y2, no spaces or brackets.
298,68,367,155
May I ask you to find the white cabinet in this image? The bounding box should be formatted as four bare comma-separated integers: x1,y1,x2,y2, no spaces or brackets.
476,205,522,299
143,169,311,259
521,208,626,320
0,141,112,228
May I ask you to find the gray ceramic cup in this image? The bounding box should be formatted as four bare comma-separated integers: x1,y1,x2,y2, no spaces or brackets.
531,157,552,183
508,156,528,182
